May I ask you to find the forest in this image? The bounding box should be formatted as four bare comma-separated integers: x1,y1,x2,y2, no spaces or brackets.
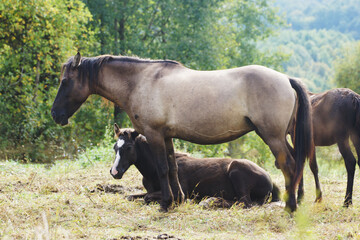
0,0,359,162
2,0,360,239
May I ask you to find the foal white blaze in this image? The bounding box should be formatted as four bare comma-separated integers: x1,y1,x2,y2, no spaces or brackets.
111,139,125,175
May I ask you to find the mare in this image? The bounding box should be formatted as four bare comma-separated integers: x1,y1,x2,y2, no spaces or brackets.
110,126,281,207
51,52,312,212
296,88,360,206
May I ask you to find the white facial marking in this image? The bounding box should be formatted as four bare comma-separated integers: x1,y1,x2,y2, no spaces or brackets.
111,151,121,175
111,139,125,175
117,139,125,148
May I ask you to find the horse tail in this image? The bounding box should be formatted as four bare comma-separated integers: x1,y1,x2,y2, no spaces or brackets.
353,93,360,131
289,78,313,189
271,183,281,202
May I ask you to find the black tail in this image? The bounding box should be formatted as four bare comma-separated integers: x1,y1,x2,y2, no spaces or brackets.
289,78,313,189
353,94,360,132
271,183,281,202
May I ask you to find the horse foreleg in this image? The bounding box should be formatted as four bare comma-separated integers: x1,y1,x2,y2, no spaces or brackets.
165,138,185,204
350,133,360,169
338,139,356,207
146,132,173,212
309,145,322,202
297,177,304,204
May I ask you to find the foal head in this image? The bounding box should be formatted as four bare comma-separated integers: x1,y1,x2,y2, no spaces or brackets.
110,124,140,179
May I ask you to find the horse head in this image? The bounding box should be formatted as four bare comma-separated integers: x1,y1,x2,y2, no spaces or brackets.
110,124,140,179
51,52,91,125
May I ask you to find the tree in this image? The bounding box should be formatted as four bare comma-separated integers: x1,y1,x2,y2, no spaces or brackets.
0,0,100,161
334,41,360,93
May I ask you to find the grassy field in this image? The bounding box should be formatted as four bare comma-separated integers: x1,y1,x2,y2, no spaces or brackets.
1,145,360,239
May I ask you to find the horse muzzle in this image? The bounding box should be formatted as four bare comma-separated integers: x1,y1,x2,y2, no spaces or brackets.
51,109,69,126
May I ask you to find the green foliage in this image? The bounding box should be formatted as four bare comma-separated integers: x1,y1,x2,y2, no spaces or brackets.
81,0,288,158
262,29,354,92
334,41,360,94
0,0,103,161
227,132,273,168
274,0,360,40
0,0,289,161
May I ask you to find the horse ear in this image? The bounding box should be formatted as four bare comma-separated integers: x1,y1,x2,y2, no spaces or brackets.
131,130,139,140
114,123,120,137
72,52,81,68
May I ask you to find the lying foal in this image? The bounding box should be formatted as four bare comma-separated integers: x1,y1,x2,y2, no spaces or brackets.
110,125,280,207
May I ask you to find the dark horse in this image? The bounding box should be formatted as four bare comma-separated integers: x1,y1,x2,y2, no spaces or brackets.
296,88,360,206
110,125,281,207
51,52,312,212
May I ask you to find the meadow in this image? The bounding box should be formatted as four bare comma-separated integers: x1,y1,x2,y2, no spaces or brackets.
1,144,360,240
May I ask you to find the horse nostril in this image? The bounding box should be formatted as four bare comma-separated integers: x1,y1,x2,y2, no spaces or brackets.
51,110,56,119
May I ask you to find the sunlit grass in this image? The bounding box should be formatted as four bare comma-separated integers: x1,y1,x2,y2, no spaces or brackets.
1,145,360,239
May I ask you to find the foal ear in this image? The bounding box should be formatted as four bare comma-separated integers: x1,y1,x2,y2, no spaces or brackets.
131,130,139,140
114,123,121,137
72,52,81,68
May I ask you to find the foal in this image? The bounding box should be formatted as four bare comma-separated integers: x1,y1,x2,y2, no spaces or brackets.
110,125,280,207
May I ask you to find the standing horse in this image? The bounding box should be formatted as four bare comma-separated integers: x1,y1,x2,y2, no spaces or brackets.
51,52,312,212
296,88,360,206
110,126,281,207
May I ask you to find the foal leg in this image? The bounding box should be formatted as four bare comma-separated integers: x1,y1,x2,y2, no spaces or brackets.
165,138,185,204
228,168,252,208
338,138,356,207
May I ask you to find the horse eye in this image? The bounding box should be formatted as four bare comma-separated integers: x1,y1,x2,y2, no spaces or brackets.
61,79,68,86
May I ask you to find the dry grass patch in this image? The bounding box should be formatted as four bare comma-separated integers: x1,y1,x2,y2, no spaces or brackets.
1,155,360,239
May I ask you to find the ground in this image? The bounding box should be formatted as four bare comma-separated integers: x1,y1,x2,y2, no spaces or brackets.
1,148,360,239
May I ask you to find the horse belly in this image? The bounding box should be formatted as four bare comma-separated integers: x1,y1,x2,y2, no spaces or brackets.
167,92,253,144
170,114,253,144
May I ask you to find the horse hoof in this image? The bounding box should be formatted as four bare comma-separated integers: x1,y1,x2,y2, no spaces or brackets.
343,201,352,208
285,197,297,213
159,206,169,212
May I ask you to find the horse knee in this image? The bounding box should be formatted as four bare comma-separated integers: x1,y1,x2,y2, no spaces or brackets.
156,163,169,178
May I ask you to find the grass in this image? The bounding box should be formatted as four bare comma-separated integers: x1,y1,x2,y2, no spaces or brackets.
1,145,360,239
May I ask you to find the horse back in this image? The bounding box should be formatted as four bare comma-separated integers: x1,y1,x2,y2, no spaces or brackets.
133,65,296,144
311,88,360,146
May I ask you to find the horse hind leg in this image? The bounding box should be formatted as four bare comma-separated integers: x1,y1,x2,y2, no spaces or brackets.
266,138,297,212
338,138,356,207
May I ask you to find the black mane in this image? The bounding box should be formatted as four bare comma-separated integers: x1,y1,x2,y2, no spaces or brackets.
61,55,180,88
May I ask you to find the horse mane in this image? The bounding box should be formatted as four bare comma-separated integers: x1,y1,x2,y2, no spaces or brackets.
61,55,180,88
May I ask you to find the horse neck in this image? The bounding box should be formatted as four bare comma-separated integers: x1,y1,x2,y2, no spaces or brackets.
94,60,145,110
134,140,158,180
